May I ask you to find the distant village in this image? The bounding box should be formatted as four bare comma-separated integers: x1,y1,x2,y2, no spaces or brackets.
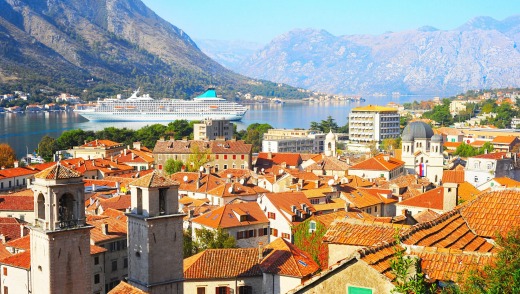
0,89,520,293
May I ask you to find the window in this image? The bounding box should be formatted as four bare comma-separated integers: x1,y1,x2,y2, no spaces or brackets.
111,260,118,272
309,221,317,233
94,256,99,265
474,176,478,183
258,228,268,236
3,267,6,276
367,208,372,213
216,155,219,159
238,286,253,294
374,206,378,213
310,199,319,205
241,155,245,160
248,229,255,238
94,274,100,284
216,286,230,294
237,231,244,240
347,285,373,294
282,233,290,239
158,164,162,170
124,257,128,268
233,155,236,160
268,212,276,219
271,228,278,237
224,155,228,160
4,286,7,294
197,287,206,294
223,164,228,169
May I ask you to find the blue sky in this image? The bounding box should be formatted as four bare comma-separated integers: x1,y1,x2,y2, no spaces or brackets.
141,0,520,44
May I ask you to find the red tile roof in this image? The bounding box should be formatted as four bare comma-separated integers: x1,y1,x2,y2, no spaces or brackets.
459,189,520,238
442,169,465,184
411,209,440,223
397,187,444,210
0,195,33,211
90,244,108,255
491,135,518,145
323,219,407,246
88,215,127,244
443,142,462,149
192,202,268,229
207,182,261,198
34,163,82,179
261,238,319,278
6,235,30,251
0,167,38,178
108,281,147,294
471,152,509,160
80,139,122,148
360,243,398,280
184,248,262,279
256,152,302,167
263,192,316,224
349,154,404,172
171,172,223,193
130,171,178,188
340,186,383,209
0,250,30,269
0,218,29,242
154,139,252,155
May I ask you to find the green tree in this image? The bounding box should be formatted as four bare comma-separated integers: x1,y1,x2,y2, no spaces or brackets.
309,116,340,133
462,227,520,294
192,228,237,252
57,129,95,149
134,124,167,148
166,120,193,140
164,158,184,175
381,138,401,152
38,135,59,162
183,228,195,258
242,123,273,153
0,144,16,168
186,145,211,172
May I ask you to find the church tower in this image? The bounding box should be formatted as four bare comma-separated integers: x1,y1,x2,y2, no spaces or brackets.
127,171,184,294
29,163,92,294
325,130,337,157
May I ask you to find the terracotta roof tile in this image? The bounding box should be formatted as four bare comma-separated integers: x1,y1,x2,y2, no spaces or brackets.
90,244,108,255
184,248,262,279
312,198,347,212
261,238,319,278
412,209,440,223
88,215,127,244
323,219,408,246
0,167,38,178
0,195,33,211
154,140,252,155
0,250,30,269
443,142,462,149
5,235,30,251
491,135,518,145
263,192,316,225
192,202,268,229
101,208,128,223
207,182,261,198
108,281,147,294
80,139,122,148
457,182,481,203
340,186,383,209
442,169,465,184
34,162,82,179
349,154,404,172
360,244,399,280
397,187,444,210
171,172,223,193
471,152,509,160
256,152,302,167
493,177,520,188
0,244,11,260
98,195,131,212
130,171,178,188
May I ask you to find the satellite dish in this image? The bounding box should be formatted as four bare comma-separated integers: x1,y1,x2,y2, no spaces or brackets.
328,179,335,186
227,174,232,179
334,175,338,181
240,178,245,185
199,166,204,172
228,187,233,193
183,176,188,182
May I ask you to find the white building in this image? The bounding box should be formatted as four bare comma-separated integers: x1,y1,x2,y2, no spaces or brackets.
262,129,327,153
349,105,400,142
401,121,444,185
193,119,234,141
464,152,519,188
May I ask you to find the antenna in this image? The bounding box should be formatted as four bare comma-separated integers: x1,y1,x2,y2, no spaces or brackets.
328,179,335,186
183,176,188,182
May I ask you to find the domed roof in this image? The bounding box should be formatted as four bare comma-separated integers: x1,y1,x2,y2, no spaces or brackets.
431,134,443,143
402,121,434,141
326,130,335,140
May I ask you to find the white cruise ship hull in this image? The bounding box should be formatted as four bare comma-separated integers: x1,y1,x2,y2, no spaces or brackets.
74,110,245,122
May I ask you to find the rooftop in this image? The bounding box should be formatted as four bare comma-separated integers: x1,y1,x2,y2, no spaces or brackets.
351,105,398,112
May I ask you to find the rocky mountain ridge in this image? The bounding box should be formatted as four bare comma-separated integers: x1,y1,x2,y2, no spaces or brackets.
208,15,520,95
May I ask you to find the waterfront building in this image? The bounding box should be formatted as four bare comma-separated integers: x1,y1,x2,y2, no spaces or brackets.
72,139,125,160
348,105,400,142
262,128,327,153
193,119,234,141
401,121,444,185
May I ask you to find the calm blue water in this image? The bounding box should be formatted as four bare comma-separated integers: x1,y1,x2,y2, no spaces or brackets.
0,95,434,159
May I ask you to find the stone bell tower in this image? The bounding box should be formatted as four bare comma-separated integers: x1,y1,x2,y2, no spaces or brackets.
126,171,184,294
29,163,92,294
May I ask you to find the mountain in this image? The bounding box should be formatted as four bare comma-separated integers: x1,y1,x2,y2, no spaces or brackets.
195,38,263,70
0,0,305,100
228,16,520,95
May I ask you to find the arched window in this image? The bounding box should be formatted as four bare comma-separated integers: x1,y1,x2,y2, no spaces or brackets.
58,193,74,223
328,142,332,150
37,193,45,220
136,188,143,215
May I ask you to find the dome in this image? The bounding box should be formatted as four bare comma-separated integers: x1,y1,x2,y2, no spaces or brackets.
326,130,335,140
401,121,434,141
431,134,443,143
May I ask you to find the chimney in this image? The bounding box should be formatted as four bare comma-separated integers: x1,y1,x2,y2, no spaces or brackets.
258,242,264,262
181,165,186,172
92,184,96,192
267,152,272,159
345,202,350,211
124,149,127,156
402,209,408,216
102,223,109,235
160,136,165,141
20,225,24,237
254,167,258,174
196,178,201,189
189,209,195,218
96,139,98,145
134,142,141,150
111,155,114,162
116,182,120,194
13,161,18,168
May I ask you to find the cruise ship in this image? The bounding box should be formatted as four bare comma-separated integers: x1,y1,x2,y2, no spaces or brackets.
74,88,247,122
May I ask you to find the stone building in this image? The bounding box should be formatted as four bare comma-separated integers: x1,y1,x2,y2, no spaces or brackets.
401,121,444,185
193,119,234,141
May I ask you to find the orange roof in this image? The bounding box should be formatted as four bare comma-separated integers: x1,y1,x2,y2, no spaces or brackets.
184,248,262,279
207,182,260,198
80,139,122,148
0,250,30,269
459,189,520,238
5,235,30,251
358,188,398,204
442,169,465,184
360,243,398,280
493,177,520,188
101,208,128,223
191,202,268,229
414,247,494,283
0,195,33,211
443,142,462,149
108,281,148,294
469,140,487,148
130,171,178,188
312,210,375,227
256,152,302,167
401,211,495,253
90,244,108,255
0,167,38,178
457,182,480,203
434,127,464,136
171,172,223,193
0,244,11,260
313,198,347,212
491,135,518,145
98,195,131,212
471,152,509,160
397,187,445,210
342,175,373,188
88,215,127,244
411,209,440,223
340,186,383,209
263,192,316,225
34,163,82,179
349,154,404,172
261,238,319,278
323,219,407,246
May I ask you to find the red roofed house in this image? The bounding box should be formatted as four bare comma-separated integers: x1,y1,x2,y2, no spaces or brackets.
395,185,458,216
191,202,269,248
347,154,405,181
72,139,125,160
153,138,253,172
0,191,34,223
491,135,520,152
256,152,303,170
0,167,40,192
256,192,316,242
183,238,319,294
465,152,519,188
113,142,154,171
